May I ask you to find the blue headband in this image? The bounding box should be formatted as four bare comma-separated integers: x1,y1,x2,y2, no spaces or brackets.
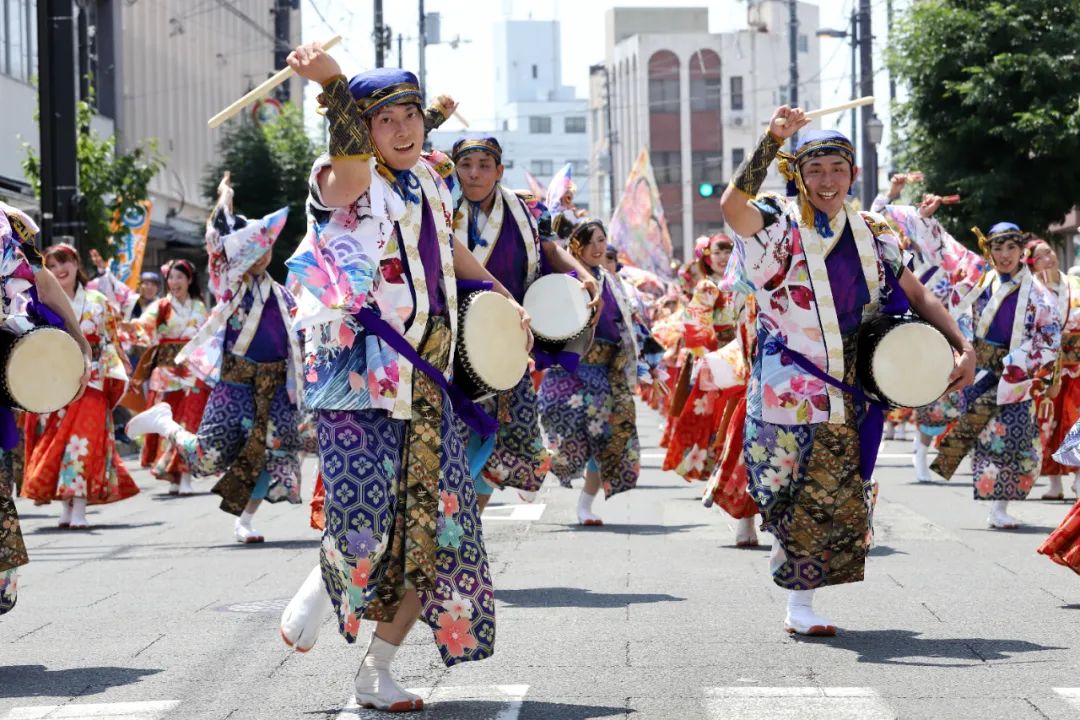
348,68,423,117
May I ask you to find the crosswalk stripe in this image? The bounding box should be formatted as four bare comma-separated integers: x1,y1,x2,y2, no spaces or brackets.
1054,688,1080,709
704,687,894,720
336,685,528,718
5,701,180,720
482,504,546,521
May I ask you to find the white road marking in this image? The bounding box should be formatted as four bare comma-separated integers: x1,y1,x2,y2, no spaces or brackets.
6,701,180,720
336,684,528,719
704,687,895,720
1054,688,1080,709
641,452,665,459
482,504,546,521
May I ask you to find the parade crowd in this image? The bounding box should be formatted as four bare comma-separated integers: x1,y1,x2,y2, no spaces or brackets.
1,40,1079,714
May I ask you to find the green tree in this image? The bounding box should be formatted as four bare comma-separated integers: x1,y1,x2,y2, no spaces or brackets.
22,91,164,255
201,103,319,280
888,0,1080,241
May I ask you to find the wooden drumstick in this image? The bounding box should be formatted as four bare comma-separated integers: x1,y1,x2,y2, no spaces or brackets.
208,35,343,129
941,194,961,205
773,96,875,126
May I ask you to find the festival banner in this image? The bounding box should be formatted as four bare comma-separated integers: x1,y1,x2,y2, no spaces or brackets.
608,149,674,279
106,201,153,290
523,170,546,204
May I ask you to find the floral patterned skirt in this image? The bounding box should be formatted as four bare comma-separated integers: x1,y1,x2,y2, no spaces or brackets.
662,371,727,481
538,341,640,498
1039,500,1080,575
1039,370,1080,476
744,335,871,590
703,395,758,519
22,387,139,506
932,343,1040,500
472,376,550,493
317,320,494,667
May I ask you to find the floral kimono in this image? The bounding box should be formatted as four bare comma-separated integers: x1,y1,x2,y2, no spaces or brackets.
453,185,550,493
931,265,1061,499
0,202,48,615
1038,273,1080,476
23,287,139,507
287,153,494,667
735,196,903,590
662,279,745,481
538,266,641,498
1039,421,1080,574
132,294,209,477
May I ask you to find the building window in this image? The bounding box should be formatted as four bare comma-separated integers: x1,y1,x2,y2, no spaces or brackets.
798,34,809,53
502,119,509,131
503,159,515,169
730,76,744,111
690,75,722,111
530,159,553,177
731,147,745,169
649,77,679,113
651,151,681,185
691,151,723,187
564,116,586,134
567,159,587,175
531,64,538,79
1,0,37,84
529,116,552,134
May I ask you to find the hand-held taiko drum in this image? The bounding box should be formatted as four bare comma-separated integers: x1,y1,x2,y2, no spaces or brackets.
856,315,953,408
454,290,530,400
0,327,84,413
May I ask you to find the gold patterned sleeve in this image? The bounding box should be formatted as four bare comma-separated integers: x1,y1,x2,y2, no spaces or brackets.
730,131,783,199
317,75,374,160
423,102,448,135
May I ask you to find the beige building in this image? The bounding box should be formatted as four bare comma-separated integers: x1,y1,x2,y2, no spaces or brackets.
588,3,821,260
0,0,301,262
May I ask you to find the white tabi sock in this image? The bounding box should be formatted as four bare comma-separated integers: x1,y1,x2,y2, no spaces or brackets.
785,589,836,635
1044,475,1064,498
58,499,73,526
355,635,424,711
125,403,181,439
913,439,932,482
238,510,256,529
280,565,332,652
988,500,1020,529
734,516,758,546
69,497,88,528
577,489,602,525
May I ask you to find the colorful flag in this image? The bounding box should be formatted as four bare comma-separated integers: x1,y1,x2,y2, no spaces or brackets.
106,200,153,290
608,149,674,279
523,170,545,202
546,163,575,212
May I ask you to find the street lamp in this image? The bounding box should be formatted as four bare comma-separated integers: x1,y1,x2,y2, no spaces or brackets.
866,114,884,145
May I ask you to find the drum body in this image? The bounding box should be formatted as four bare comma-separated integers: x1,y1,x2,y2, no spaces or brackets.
524,274,592,343
454,291,529,400
857,315,953,408
0,327,84,413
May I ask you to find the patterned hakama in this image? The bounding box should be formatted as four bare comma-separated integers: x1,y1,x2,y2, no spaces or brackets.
474,376,550,493
317,321,494,666
932,342,1041,500
744,335,871,590
173,355,301,513
538,341,640,498
1,469,27,615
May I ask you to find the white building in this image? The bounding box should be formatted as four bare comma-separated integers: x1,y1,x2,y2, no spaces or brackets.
0,0,300,262
430,18,589,210
588,3,822,259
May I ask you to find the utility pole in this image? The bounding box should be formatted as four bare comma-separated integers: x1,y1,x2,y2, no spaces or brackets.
602,65,617,214
418,0,427,93
885,0,897,176
850,8,858,154
273,0,291,100
374,0,385,68
858,0,877,207
397,33,403,69
787,0,799,149
37,0,81,249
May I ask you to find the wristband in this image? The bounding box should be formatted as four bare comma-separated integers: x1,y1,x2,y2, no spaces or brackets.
731,131,782,198
317,76,374,160
423,103,448,135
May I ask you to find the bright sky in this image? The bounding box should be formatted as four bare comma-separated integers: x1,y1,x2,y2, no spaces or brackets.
302,0,902,165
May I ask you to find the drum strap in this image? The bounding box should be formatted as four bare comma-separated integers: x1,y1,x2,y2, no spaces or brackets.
762,335,887,481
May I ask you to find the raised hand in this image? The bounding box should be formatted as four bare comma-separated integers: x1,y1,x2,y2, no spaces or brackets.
769,106,810,140
286,41,343,86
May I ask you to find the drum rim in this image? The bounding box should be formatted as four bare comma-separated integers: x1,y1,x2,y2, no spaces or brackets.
524,273,593,342
1,326,84,413
861,316,953,408
458,290,529,394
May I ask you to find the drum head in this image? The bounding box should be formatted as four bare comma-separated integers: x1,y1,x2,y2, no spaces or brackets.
462,292,529,392
871,321,953,407
524,274,591,342
8,328,84,413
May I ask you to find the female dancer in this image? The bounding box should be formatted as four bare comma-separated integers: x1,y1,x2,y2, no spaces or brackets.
661,234,742,481
931,224,1060,528
1,203,91,612
539,220,641,525
275,45,530,712
1028,239,1080,501
132,259,208,495
1039,421,1080,574
22,244,138,529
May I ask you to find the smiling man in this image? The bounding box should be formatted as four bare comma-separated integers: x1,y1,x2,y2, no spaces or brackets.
720,106,975,637
451,136,601,511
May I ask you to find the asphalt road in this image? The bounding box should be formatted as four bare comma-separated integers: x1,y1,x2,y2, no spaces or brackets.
1,402,1079,720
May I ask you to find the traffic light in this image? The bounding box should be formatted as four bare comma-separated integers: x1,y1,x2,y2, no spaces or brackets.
698,182,721,198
